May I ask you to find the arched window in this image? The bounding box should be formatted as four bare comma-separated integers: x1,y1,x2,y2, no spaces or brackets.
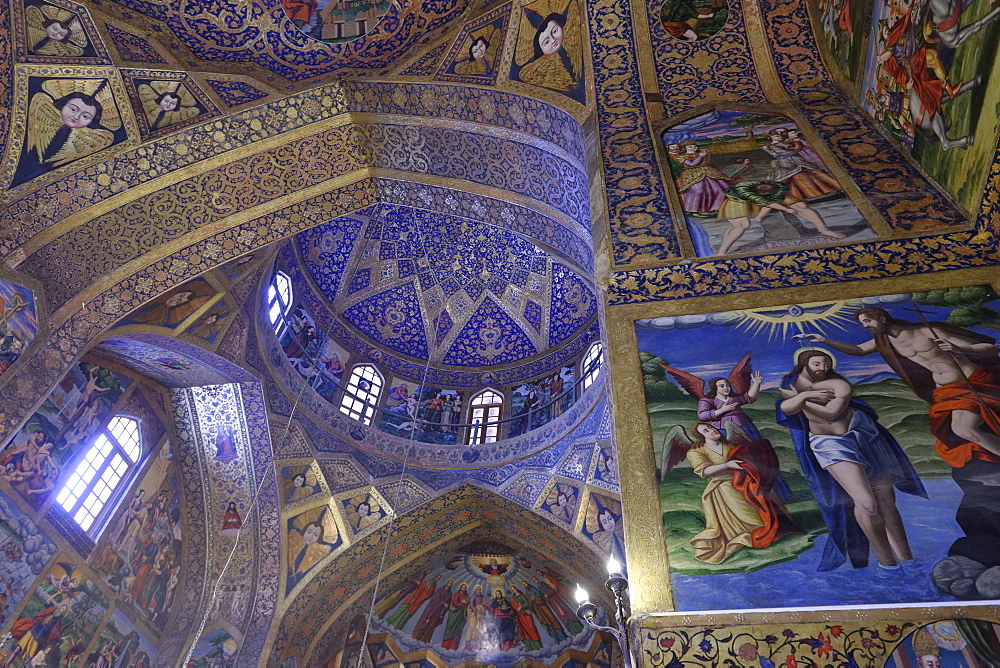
268,271,293,335
581,342,605,391
56,415,142,534
339,364,383,425
467,390,504,445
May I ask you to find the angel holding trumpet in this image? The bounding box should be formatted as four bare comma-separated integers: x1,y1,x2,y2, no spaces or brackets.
662,421,804,564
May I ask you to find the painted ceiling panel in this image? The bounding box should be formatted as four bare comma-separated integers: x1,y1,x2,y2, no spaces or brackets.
440,296,537,366
341,281,430,359
299,204,598,369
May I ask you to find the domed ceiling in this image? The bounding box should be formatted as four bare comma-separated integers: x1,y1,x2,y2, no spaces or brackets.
295,203,599,369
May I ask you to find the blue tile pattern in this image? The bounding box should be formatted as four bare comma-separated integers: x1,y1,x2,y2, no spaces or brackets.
342,282,429,359
548,262,598,347
441,296,536,366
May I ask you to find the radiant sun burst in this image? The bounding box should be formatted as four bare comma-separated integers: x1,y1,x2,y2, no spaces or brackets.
731,300,857,340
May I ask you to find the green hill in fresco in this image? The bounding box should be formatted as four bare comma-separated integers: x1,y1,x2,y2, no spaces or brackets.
648,377,942,575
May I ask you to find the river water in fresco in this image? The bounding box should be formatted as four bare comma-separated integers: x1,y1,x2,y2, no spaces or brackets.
671,478,964,611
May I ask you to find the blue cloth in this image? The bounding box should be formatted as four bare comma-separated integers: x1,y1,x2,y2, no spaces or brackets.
776,386,926,570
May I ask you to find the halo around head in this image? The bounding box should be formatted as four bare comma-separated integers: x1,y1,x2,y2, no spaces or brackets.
792,346,836,369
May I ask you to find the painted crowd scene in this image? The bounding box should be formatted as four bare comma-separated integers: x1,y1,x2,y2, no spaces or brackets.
662,109,875,257
367,541,596,660
639,284,1000,610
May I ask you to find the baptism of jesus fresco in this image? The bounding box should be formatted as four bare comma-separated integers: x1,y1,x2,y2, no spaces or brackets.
662,109,875,257
637,284,1000,611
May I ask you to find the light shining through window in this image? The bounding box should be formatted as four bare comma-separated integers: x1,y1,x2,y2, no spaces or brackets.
338,365,383,425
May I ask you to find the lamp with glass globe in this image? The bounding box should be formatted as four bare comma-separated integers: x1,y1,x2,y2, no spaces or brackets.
574,555,633,668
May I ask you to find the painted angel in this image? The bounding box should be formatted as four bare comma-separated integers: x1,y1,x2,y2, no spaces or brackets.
453,24,501,76
137,81,202,130
345,493,381,532
661,352,765,439
543,482,577,523
25,4,88,57
514,0,582,92
26,78,120,170
661,421,803,564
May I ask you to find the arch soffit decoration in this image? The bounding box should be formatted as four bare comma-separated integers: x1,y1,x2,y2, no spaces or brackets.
270,484,615,664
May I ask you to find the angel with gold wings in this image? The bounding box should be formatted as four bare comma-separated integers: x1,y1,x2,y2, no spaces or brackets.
660,421,803,564
661,351,766,440
454,24,501,76
25,78,120,171
284,466,318,504
514,0,582,92
137,80,202,131
25,4,88,57
543,482,577,522
287,507,337,589
345,493,382,531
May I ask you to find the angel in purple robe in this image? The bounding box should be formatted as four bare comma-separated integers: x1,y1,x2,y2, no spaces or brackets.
661,352,764,439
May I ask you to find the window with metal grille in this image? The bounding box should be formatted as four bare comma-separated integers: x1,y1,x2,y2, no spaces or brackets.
467,390,503,445
338,364,383,425
268,271,293,337
56,415,142,534
581,342,605,391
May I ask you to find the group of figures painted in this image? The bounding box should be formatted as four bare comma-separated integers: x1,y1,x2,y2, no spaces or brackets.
814,0,1000,212
663,110,875,257
367,544,595,658
641,285,1000,610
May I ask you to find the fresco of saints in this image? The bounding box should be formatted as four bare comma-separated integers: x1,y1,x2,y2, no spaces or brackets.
25,4,88,56
20,78,121,183
453,25,501,76
129,280,214,327
513,0,582,93
661,422,804,564
286,507,338,591
137,80,202,131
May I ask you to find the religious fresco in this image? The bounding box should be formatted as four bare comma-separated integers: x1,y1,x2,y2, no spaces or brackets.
536,480,580,527
6,74,129,189
0,280,37,378
0,361,130,508
0,560,110,665
122,278,216,329
367,541,592,659
188,628,239,667
579,491,625,562
637,284,1000,610
887,619,1000,666
286,504,343,594
659,0,729,41
509,365,575,437
89,607,157,666
188,300,231,344
0,491,57,619
435,7,510,84
380,385,465,445
280,0,392,42
280,461,327,508
510,0,586,104
339,490,389,535
662,109,875,257
122,70,218,140
812,0,866,80
15,0,109,63
860,0,1000,211
90,463,182,633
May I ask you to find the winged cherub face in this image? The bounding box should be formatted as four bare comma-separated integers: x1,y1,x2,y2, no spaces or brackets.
537,18,563,55
159,93,180,112
471,37,488,60
45,21,71,41
60,97,98,129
